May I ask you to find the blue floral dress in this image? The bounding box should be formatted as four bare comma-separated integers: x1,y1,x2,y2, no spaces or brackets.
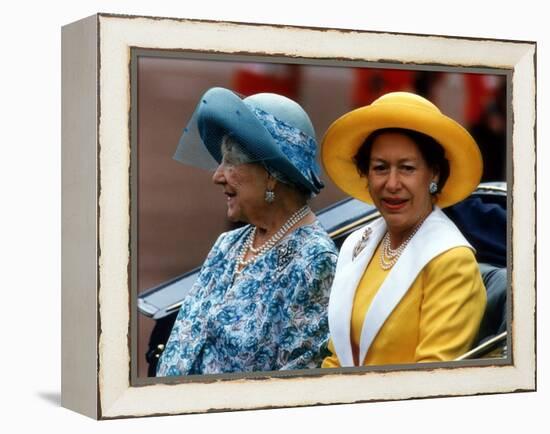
156,221,337,376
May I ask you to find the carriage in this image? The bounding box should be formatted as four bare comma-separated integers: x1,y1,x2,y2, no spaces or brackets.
138,182,508,376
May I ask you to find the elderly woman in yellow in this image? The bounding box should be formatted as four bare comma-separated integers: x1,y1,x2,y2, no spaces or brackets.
320,92,487,367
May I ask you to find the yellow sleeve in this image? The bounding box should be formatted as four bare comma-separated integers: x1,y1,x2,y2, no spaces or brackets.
415,247,487,362
321,338,341,368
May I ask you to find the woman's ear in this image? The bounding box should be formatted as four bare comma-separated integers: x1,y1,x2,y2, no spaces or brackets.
432,168,440,185
266,171,277,191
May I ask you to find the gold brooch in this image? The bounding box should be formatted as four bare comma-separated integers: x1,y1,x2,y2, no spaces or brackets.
352,227,372,260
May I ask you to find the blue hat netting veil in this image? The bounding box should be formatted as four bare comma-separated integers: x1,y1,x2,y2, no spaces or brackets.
174,93,281,170
173,87,324,194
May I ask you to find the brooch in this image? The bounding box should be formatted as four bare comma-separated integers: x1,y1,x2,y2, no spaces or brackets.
352,227,372,260
276,242,296,269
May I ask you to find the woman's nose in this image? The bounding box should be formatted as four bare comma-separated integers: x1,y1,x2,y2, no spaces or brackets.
212,164,225,184
385,169,401,192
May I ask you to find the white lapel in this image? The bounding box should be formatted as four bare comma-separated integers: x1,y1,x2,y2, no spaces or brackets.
328,217,386,367
329,208,473,367
357,207,473,364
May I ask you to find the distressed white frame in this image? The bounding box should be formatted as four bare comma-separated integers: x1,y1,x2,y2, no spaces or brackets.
61,13,536,419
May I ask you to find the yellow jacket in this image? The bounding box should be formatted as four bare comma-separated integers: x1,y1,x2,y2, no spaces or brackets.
322,245,486,366
323,208,487,367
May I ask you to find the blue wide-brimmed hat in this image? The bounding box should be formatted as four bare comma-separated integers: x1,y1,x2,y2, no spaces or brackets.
174,87,324,194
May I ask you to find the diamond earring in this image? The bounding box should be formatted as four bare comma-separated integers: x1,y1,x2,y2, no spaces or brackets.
429,181,438,194
265,189,275,203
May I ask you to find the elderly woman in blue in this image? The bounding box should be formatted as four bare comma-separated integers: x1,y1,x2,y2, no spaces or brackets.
156,87,338,376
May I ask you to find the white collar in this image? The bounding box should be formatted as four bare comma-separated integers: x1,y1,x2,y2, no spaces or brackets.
328,207,473,366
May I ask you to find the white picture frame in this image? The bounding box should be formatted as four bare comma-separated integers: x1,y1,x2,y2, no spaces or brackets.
61,13,536,419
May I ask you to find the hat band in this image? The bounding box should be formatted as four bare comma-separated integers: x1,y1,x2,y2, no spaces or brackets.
251,107,320,187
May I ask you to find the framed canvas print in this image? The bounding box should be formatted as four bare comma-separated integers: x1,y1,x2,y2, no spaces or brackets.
61,13,536,419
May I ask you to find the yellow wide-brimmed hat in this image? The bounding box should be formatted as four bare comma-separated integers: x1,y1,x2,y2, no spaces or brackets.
321,92,483,208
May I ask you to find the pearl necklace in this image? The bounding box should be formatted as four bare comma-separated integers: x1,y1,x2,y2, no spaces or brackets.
379,217,427,270
235,205,311,274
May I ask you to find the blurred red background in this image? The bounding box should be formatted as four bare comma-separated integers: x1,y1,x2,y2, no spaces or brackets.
136,56,507,377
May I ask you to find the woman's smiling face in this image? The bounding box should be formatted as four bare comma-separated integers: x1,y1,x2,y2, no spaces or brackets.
366,132,438,241
211,155,268,224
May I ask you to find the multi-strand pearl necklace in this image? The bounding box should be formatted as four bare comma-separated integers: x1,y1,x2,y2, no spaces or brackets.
379,216,427,270
235,205,311,274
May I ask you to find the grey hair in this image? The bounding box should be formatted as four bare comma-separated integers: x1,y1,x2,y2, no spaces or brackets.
221,135,254,165
220,135,312,199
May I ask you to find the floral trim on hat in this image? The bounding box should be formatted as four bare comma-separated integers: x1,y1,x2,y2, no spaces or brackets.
251,107,321,188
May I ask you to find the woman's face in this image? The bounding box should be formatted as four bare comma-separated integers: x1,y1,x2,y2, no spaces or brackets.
366,132,438,240
212,156,269,223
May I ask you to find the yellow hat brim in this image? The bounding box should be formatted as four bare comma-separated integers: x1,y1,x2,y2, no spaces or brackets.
321,95,483,208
